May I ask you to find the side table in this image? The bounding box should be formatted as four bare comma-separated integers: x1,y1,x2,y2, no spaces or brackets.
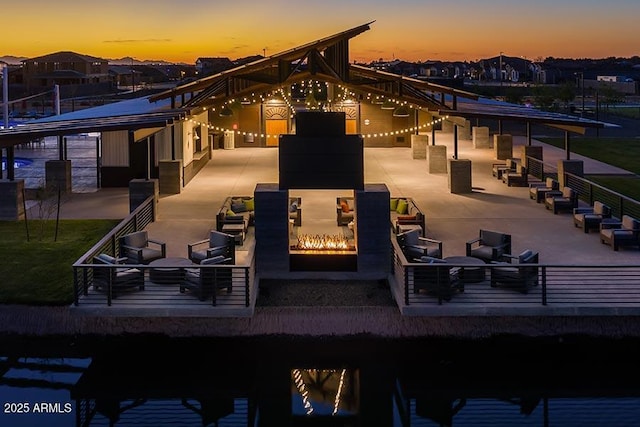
444,256,486,283
149,257,194,284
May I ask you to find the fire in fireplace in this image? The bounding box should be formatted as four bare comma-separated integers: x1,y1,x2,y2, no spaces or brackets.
292,233,354,251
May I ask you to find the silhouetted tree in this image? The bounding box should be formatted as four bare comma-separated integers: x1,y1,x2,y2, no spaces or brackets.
557,81,577,111
531,85,556,110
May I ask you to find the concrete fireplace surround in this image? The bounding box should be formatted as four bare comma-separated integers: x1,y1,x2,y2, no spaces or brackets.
255,112,391,279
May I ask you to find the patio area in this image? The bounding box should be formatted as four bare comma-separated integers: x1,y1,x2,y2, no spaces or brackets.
32,130,640,316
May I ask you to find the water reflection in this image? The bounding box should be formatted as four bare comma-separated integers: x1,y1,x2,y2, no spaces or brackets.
1,337,640,426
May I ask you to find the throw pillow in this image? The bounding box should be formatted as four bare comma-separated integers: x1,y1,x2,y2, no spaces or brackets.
341,200,350,213
390,198,399,211
231,202,247,213
289,200,298,213
226,209,236,217
397,215,416,221
396,199,408,214
244,198,255,211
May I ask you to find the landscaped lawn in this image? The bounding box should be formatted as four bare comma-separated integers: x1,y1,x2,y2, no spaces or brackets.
537,137,640,201
537,137,640,174
0,219,120,305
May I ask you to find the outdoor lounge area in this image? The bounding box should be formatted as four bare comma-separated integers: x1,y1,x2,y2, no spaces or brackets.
66,130,640,316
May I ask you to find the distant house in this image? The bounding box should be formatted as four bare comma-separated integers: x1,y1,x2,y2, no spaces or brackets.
22,51,112,94
195,57,234,76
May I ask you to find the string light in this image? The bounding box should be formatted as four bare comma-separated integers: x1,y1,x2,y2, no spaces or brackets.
332,369,347,416
185,115,449,140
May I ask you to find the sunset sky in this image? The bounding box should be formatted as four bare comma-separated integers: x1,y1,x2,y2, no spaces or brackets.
3,0,640,64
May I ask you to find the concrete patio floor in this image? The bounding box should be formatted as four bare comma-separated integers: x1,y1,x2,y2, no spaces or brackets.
50,131,638,267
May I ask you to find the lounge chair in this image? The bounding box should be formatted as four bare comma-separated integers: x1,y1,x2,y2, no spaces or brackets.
92,254,144,303
466,229,512,263
119,231,166,264
490,250,539,293
502,165,529,187
187,230,235,264
573,201,612,233
529,177,559,203
397,228,443,260
180,255,233,301
492,158,517,179
544,187,578,214
600,215,640,251
413,256,463,303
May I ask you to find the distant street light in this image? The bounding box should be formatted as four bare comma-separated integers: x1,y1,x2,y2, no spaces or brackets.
575,71,585,117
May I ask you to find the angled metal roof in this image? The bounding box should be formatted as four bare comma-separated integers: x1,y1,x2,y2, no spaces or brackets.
0,23,609,150
0,96,186,148
148,22,606,133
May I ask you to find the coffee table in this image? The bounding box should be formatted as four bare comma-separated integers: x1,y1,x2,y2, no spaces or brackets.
149,257,194,284
444,256,486,283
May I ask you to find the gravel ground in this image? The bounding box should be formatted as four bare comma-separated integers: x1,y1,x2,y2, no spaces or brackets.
257,279,395,307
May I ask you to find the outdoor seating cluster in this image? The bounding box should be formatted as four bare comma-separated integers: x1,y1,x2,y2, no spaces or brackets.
393,194,541,303
92,229,236,302
528,177,640,251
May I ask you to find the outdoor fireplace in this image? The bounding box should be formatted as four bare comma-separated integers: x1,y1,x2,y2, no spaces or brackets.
289,232,357,272
292,234,355,251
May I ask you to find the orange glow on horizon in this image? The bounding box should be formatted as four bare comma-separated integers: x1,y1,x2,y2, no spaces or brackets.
3,2,639,64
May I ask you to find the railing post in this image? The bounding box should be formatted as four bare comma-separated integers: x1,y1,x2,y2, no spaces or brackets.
73,267,80,306
541,266,547,305
212,267,217,307
404,266,410,306
245,268,250,307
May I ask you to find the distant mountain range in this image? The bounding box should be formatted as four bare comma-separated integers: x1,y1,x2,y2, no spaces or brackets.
0,55,187,66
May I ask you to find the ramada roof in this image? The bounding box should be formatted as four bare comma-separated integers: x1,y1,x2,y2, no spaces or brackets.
0,23,611,148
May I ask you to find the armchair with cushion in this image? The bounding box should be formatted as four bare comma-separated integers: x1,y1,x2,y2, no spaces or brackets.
529,177,560,203
336,197,355,226
119,231,166,264
573,201,612,233
490,250,540,293
492,158,518,179
545,187,578,214
92,254,144,304
180,255,233,301
397,228,443,260
289,197,302,226
600,214,640,251
187,230,235,264
466,229,512,262
502,164,529,187
413,256,463,303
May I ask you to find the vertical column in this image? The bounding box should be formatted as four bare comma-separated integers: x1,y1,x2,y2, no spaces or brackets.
493,134,513,160
557,160,584,189
472,126,490,148
158,160,183,194
448,159,472,194
255,183,289,275
128,178,158,216
411,134,428,159
355,184,390,279
0,179,25,220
